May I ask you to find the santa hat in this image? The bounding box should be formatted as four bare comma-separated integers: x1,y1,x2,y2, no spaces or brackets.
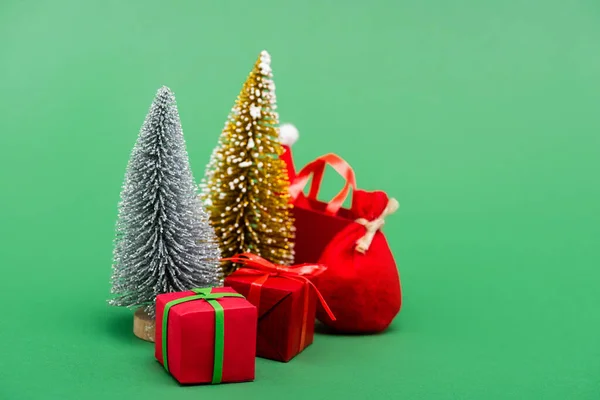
279,123,299,182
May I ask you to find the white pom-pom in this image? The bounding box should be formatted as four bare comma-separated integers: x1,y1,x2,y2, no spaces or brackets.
279,123,299,146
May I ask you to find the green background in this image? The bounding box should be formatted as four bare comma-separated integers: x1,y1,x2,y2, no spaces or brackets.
1,0,599,398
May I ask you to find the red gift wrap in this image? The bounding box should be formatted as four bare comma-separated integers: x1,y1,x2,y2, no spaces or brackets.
224,253,335,362
155,287,257,385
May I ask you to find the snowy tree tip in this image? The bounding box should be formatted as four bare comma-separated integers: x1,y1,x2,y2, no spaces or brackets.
257,51,273,75
157,86,173,96
279,124,299,146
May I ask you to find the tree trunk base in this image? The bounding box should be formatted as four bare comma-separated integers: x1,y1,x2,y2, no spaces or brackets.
133,308,155,342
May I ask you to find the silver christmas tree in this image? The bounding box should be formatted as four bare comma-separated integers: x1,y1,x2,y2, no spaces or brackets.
109,86,223,318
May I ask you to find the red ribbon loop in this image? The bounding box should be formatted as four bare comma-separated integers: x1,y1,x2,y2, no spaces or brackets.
222,253,336,322
289,153,357,215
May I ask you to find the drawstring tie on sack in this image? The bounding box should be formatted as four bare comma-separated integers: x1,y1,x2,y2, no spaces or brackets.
355,198,399,254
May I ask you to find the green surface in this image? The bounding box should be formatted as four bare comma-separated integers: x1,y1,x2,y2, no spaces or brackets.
1,0,599,399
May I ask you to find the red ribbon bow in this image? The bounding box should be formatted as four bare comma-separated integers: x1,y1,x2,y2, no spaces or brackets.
223,253,336,351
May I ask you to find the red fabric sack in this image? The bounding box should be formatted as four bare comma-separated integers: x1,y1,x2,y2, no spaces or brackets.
290,154,402,333
155,287,257,385
224,253,335,362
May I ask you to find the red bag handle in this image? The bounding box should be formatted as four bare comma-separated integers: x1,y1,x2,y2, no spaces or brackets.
289,153,357,215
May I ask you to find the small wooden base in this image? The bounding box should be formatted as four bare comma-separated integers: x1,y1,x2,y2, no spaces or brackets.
133,308,155,342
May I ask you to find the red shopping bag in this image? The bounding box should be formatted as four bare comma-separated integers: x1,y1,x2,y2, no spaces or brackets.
290,154,401,333
290,154,357,264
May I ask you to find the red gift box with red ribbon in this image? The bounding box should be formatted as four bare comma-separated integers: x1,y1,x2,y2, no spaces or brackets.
224,253,335,362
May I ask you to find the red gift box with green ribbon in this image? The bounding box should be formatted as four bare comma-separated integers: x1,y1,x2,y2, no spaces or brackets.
154,287,257,384
224,253,335,362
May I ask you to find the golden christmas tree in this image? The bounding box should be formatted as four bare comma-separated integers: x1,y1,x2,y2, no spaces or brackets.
200,50,295,275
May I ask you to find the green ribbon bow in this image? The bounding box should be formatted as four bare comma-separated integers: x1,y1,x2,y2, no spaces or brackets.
161,288,245,384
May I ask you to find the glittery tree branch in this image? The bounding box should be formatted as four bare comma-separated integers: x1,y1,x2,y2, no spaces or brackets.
110,86,223,317
200,51,295,275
